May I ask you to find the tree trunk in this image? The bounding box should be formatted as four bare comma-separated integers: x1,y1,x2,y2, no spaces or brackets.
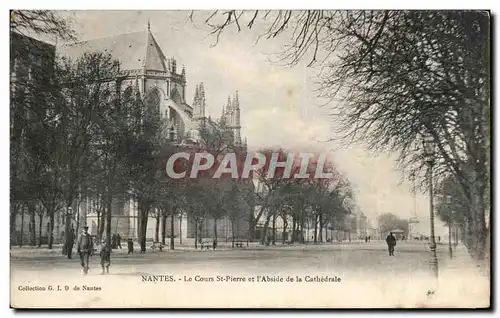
213,218,218,244
10,204,18,246
98,209,106,243
19,206,24,247
63,204,72,255
272,214,276,245
161,210,167,245
48,211,55,249
231,220,235,248
291,216,296,243
198,220,203,244
179,213,182,245
314,214,318,244
106,192,112,246
38,213,44,247
261,213,272,245
28,201,36,246
300,213,305,244
170,210,175,250
248,215,256,241
448,223,453,258
137,199,148,253
194,219,198,249
282,216,288,245
155,213,160,242
319,213,323,243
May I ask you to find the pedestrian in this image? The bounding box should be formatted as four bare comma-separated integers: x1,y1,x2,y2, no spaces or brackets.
117,233,122,249
365,236,368,243
99,239,111,275
111,234,117,249
212,239,217,250
66,228,75,259
127,238,134,254
386,232,397,256
77,226,94,275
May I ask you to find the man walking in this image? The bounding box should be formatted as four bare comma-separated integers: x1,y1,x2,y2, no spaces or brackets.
116,233,122,249
386,232,397,256
77,226,94,275
127,238,134,254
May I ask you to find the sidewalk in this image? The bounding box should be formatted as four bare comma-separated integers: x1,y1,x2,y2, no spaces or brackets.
441,243,490,278
10,240,374,258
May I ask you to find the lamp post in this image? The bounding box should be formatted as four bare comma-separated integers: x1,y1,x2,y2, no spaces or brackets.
445,194,453,258
423,132,439,278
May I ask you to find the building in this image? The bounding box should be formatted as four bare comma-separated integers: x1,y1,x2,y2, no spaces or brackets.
58,25,248,242
10,32,58,245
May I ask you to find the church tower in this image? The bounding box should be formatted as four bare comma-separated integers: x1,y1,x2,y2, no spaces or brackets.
232,91,241,144
193,82,206,119
220,92,241,145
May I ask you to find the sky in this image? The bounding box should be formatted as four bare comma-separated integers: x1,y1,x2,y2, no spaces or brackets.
50,10,448,236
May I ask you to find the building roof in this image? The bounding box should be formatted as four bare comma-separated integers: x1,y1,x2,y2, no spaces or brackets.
59,30,168,72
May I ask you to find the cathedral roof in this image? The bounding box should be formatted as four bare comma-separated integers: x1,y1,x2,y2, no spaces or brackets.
59,30,168,72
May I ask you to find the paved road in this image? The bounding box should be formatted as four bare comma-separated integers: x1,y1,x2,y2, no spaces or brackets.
10,241,489,308
11,241,452,273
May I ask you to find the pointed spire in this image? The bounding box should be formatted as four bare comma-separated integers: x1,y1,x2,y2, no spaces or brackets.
234,90,239,108
221,105,225,118
148,19,151,31
181,65,186,78
194,84,199,101
199,82,205,98
172,57,177,73
227,95,232,110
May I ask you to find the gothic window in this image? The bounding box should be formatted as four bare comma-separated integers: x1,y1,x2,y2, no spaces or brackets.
146,89,161,115
170,87,181,104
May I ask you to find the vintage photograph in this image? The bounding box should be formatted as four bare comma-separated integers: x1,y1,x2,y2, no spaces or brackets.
10,9,490,308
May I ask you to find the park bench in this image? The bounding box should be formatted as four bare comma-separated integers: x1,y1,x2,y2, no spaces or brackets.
200,241,212,250
150,241,164,252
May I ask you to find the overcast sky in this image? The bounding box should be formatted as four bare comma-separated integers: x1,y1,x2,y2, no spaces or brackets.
52,10,448,235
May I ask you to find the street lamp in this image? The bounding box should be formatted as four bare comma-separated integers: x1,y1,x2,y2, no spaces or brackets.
445,194,453,258
423,132,439,278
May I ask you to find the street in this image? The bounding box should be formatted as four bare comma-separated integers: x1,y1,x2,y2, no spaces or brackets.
10,241,489,308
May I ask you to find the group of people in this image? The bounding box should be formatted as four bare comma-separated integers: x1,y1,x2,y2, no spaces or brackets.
68,226,135,275
74,226,111,275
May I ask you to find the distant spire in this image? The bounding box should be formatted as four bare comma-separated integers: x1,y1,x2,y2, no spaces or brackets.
181,65,186,78
227,95,232,110
172,57,177,73
199,82,205,98
233,90,239,109
148,19,151,31
194,84,199,101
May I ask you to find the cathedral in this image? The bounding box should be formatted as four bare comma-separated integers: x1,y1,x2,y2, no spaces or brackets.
59,25,250,242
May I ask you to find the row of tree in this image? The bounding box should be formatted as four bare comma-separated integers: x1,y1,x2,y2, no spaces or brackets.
200,10,491,260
